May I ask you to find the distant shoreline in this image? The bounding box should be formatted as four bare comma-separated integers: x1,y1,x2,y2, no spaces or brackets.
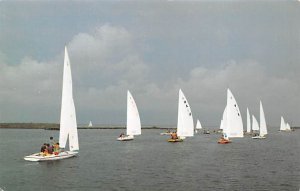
0,123,299,130
0,123,176,130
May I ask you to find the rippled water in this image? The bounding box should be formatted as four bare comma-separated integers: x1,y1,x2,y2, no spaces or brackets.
0,128,299,191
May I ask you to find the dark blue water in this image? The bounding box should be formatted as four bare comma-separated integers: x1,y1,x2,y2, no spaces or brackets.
0,128,299,191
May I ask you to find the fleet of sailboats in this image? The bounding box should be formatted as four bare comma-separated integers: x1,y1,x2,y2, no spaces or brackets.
21,46,295,160
24,47,79,161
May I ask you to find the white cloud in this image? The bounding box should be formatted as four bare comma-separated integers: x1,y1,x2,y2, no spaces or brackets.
172,60,300,127
0,25,149,123
0,24,299,127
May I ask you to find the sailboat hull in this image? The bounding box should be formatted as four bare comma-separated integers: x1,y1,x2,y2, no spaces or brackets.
218,138,231,144
167,139,183,142
24,151,78,162
252,136,266,139
160,132,172,135
117,135,134,141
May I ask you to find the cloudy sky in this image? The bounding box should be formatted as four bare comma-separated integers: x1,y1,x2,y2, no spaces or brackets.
0,1,299,128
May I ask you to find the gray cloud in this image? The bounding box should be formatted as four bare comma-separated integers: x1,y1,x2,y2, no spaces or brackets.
0,1,299,128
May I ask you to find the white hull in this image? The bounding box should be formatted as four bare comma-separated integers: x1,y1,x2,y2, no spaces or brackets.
24,151,78,162
279,129,292,132
117,135,134,141
252,136,266,139
160,132,172,135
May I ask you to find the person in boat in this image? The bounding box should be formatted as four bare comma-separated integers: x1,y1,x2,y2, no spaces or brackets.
47,143,53,155
50,136,56,146
219,134,226,141
220,133,231,142
119,133,125,138
40,143,47,153
41,144,51,156
171,132,178,140
53,142,60,155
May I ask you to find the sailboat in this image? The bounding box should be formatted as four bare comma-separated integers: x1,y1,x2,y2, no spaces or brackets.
280,116,286,131
88,121,93,127
168,89,194,142
246,108,251,134
24,47,79,161
117,90,141,141
218,89,243,144
286,123,291,131
252,101,267,139
280,116,292,131
195,119,202,133
252,115,259,134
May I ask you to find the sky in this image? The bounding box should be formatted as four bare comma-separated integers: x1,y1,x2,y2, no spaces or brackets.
0,1,299,128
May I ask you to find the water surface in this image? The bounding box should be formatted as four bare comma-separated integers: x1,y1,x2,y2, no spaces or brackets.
0,128,299,191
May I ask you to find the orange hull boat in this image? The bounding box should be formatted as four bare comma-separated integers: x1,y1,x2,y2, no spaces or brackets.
218,138,231,144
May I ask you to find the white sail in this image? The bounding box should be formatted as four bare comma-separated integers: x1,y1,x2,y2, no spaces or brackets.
195,119,202,130
225,89,244,138
246,108,251,133
280,116,286,131
286,123,291,131
59,47,79,151
252,115,259,131
220,106,227,130
177,89,194,137
24,46,79,161
220,119,224,130
88,121,93,127
126,90,141,136
259,101,267,137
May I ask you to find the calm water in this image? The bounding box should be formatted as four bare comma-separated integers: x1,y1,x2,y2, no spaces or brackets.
0,128,299,191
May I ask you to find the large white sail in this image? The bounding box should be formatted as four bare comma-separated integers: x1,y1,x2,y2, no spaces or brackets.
220,106,227,130
259,101,267,137
246,108,251,133
252,115,259,131
280,116,286,131
177,89,194,137
126,90,141,136
59,47,79,151
88,121,93,127
195,119,202,130
225,89,244,138
220,119,224,130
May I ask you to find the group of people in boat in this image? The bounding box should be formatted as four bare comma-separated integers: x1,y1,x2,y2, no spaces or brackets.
170,132,179,140
40,137,60,156
119,133,125,138
218,133,231,144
